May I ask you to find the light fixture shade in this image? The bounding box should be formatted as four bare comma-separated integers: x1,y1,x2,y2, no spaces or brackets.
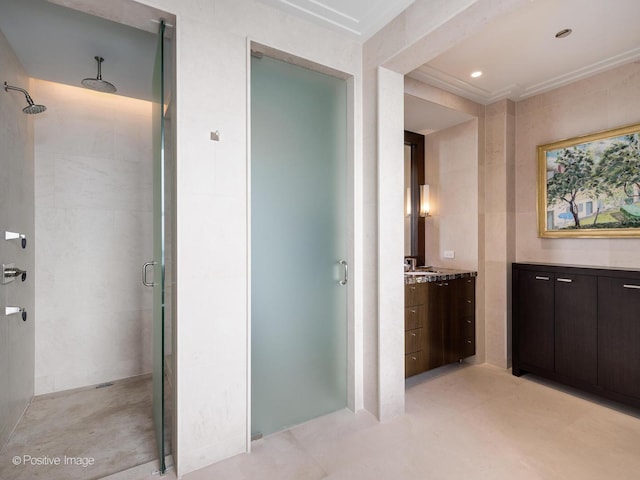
420,184,430,217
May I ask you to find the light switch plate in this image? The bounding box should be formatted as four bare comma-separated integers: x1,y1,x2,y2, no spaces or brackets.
443,250,455,259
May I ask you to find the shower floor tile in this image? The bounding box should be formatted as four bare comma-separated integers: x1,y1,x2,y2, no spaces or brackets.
0,375,157,480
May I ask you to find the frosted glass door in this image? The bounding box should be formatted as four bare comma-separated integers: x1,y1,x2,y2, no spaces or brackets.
251,55,347,437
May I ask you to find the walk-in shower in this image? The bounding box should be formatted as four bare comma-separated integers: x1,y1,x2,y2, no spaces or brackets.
3,82,46,114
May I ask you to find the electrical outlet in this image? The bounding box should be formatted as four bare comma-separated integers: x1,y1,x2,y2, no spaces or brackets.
443,250,455,259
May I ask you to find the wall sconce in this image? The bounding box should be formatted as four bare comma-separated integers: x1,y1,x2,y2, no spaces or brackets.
406,187,412,216
420,184,431,217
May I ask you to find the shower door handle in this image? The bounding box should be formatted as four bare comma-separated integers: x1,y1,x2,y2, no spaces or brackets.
339,260,348,286
142,261,157,287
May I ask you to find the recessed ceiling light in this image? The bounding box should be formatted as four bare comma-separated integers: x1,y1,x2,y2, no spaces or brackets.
470,71,482,78
555,28,572,38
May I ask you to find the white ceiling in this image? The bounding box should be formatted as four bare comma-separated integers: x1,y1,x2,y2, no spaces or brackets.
0,0,158,101
408,0,640,105
254,0,415,40
2,0,638,130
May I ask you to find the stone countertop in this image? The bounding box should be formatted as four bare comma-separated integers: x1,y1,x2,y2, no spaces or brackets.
404,268,477,284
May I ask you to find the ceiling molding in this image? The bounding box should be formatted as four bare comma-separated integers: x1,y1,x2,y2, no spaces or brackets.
412,46,640,105
520,46,640,100
254,0,415,40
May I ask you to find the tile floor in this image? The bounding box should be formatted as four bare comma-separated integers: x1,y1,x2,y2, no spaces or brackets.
0,375,157,480
175,363,640,480
4,363,640,479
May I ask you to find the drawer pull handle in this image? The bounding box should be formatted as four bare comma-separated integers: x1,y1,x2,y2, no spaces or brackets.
623,284,640,290
466,340,472,344
411,356,417,361
535,276,549,281
466,300,472,304
557,278,572,283
410,332,416,337
466,320,472,324
410,309,416,314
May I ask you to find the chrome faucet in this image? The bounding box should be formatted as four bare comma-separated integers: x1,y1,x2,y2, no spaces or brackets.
404,258,417,271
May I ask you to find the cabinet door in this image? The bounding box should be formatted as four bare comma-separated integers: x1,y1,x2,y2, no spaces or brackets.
425,281,447,370
447,277,475,362
598,276,640,400
517,270,554,372
554,273,597,385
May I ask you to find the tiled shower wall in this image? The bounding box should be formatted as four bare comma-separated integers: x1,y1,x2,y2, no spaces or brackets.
33,80,153,394
0,29,35,451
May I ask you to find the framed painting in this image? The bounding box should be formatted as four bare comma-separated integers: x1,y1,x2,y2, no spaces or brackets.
538,123,640,238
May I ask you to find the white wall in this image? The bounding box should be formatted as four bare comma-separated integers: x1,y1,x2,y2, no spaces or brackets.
33,80,153,394
0,29,35,450
425,119,479,270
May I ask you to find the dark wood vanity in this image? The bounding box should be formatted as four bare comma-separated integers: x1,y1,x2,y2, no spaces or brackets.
512,262,640,409
405,273,476,377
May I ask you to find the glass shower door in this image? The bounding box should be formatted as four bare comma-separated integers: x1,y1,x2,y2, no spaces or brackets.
151,20,166,474
251,55,348,437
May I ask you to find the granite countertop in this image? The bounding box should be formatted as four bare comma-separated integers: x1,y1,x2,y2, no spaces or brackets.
404,267,477,284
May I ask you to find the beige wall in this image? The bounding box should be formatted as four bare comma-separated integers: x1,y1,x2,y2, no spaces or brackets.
425,119,479,270
515,61,640,269
0,30,35,450
484,99,515,368
33,80,153,395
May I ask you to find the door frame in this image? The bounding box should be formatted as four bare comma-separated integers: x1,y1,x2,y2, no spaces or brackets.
246,39,361,449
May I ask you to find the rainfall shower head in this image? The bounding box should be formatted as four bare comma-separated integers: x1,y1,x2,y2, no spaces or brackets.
3,82,47,114
81,56,117,93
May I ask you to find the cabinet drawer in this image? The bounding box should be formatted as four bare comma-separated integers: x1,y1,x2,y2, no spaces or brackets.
405,304,425,330
405,351,425,377
405,283,423,307
462,337,475,358
405,328,423,354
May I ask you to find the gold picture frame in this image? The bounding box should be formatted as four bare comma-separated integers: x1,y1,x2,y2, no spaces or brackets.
538,123,640,238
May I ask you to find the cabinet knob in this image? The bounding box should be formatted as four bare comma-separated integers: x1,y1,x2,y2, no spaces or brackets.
410,309,416,314
410,332,416,337
466,300,472,304
411,356,417,361
466,340,472,344
466,320,472,324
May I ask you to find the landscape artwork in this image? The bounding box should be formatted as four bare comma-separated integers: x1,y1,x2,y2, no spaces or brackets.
538,123,640,238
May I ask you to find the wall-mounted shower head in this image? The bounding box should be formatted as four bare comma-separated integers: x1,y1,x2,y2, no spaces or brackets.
4,82,47,114
82,56,117,93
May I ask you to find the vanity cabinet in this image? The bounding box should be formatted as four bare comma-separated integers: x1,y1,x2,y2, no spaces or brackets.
405,275,476,378
513,263,640,409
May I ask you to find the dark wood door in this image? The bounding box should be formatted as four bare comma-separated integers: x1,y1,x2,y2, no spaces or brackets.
447,277,475,362
554,273,597,385
425,281,447,370
598,276,640,400
517,270,555,372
